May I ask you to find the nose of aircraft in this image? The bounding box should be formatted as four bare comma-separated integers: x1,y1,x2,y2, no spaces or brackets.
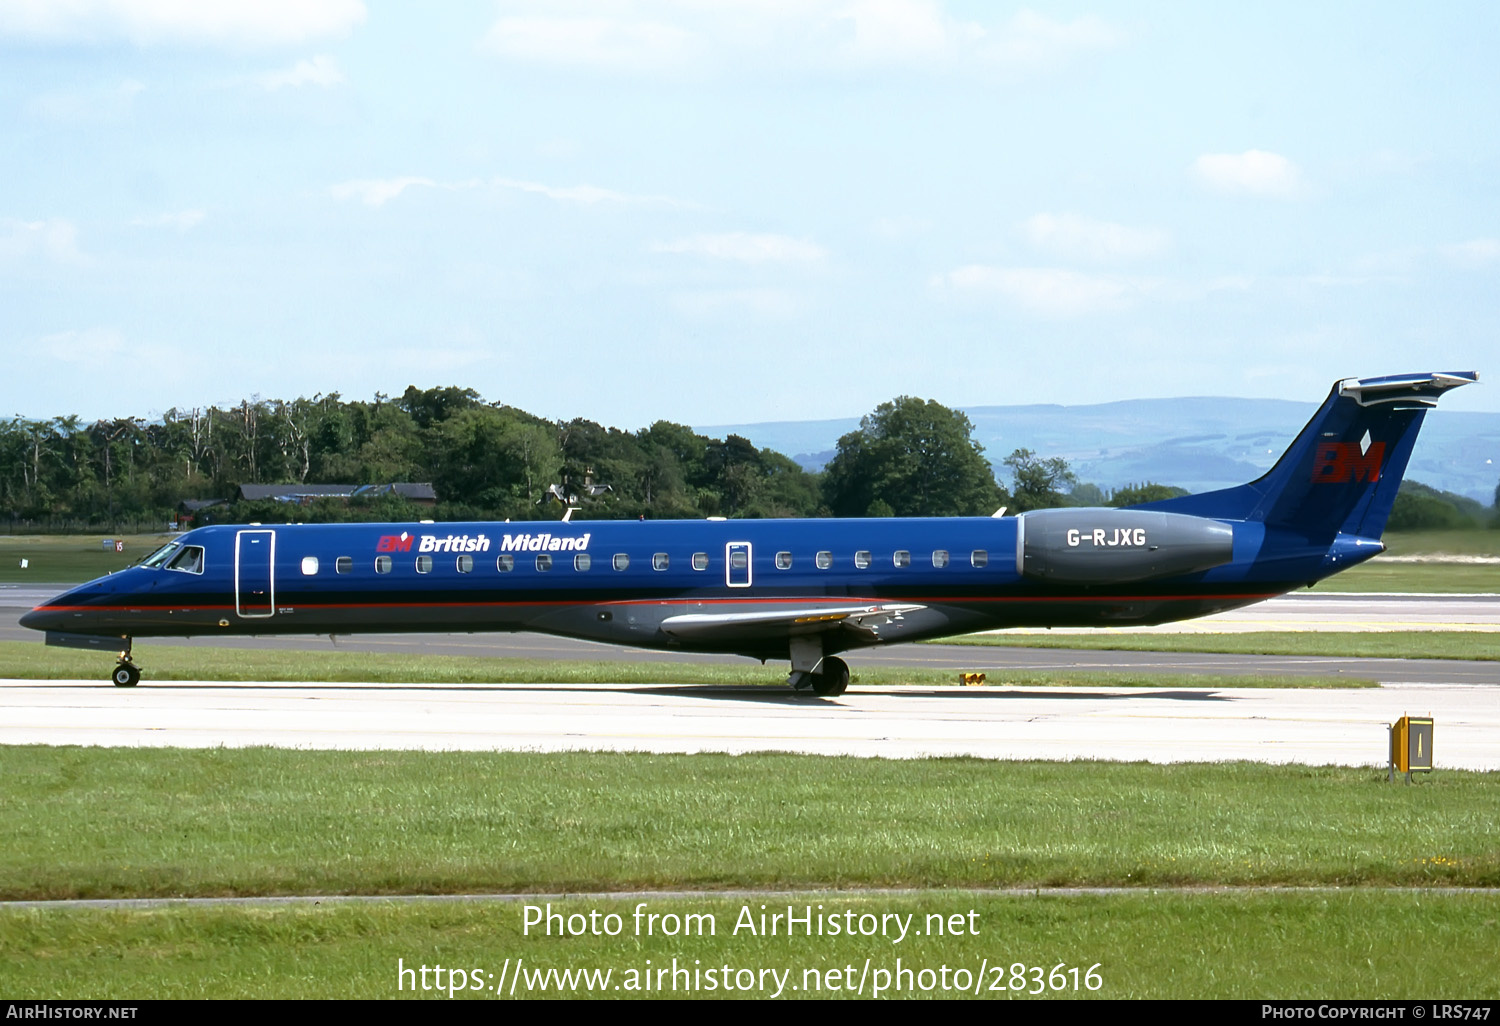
19,606,62,632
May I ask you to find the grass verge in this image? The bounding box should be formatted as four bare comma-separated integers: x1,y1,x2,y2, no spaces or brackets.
1311,563,1498,593
0,534,166,584
942,630,1499,661
0,640,1372,688
3,891,1498,999
3,747,1496,900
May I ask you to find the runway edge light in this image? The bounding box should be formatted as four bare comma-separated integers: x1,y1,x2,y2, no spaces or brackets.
1388,715,1434,783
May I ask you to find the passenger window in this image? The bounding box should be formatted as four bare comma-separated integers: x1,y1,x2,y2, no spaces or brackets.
536,554,553,571
775,551,792,570
575,553,591,571
336,556,353,574
932,549,949,568
457,555,474,573
893,550,911,568
816,551,833,569
301,556,319,576
854,550,872,569
652,553,670,571
613,553,630,571
971,549,989,568
692,552,709,571
416,555,433,574
497,554,514,572
375,556,392,574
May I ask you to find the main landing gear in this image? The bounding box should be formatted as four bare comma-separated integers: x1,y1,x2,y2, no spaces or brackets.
786,636,849,697
112,641,140,688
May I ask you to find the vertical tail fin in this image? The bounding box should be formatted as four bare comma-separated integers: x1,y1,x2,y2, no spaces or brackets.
1141,372,1477,539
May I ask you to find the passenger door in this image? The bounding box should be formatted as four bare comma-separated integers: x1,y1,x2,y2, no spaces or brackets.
235,529,276,618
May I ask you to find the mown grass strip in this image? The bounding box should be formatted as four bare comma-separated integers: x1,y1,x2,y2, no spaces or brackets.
2,747,1496,901
1310,562,1498,593
0,534,164,584
3,892,1498,999
1379,529,1500,558
0,640,1371,688
942,630,1500,661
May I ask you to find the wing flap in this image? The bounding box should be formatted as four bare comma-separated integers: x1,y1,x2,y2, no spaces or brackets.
660,603,926,643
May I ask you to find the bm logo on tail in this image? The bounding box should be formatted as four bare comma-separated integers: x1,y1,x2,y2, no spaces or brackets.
1312,440,1385,483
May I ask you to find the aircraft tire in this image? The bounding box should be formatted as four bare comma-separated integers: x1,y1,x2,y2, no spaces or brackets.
812,656,849,697
111,664,140,688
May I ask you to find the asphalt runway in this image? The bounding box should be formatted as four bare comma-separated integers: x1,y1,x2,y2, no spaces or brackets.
2,588,1496,768
3,678,1495,770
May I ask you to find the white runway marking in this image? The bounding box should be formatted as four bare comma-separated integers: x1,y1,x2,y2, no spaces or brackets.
3,678,1495,770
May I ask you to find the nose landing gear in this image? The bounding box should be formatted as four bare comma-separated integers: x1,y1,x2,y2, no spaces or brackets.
112,643,140,687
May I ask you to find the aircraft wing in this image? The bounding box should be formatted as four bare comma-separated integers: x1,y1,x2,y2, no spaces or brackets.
659,603,925,643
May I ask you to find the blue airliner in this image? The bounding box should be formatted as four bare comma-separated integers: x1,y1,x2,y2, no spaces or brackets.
21,372,1477,694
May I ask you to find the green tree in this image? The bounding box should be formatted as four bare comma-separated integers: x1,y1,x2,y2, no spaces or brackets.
1003,448,1076,512
1109,482,1190,507
425,406,560,516
1066,481,1107,507
823,397,1005,517
1386,481,1483,532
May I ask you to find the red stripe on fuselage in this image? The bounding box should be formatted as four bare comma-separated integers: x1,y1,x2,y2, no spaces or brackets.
28,591,1281,615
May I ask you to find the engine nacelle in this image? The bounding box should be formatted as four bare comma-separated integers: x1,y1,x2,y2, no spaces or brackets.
1016,508,1234,585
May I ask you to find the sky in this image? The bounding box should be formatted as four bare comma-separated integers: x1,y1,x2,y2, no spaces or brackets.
1,1,1497,431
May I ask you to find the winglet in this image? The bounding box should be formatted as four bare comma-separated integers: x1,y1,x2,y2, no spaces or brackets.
1338,370,1477,407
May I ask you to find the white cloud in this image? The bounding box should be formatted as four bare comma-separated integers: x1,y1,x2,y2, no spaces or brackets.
477,2,1122,76
829,0,977,67
1191,150,1306,199
0,218,85,264
130,209,205,231
493,177,681,206
329,175,686,209
870,215,932,240
0,0,366,47
482,15,697,74
329,177,439,207
980,8,1126,70
652,232,827,264
25,78,143,122
1440,238,1500,269
671,288,803,318
1024,213,1168,262
1351,238,1499,277
41,327,133,365
258,55,344,90
936,265,1153,316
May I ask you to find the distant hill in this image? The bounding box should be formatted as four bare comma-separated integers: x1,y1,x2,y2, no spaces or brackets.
701,397,1500,504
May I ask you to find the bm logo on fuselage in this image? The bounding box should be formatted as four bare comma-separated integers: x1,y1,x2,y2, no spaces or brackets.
1312,441,1384,483
375,532,494,553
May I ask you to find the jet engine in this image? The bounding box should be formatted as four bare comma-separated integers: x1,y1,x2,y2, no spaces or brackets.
1016,508,1234,585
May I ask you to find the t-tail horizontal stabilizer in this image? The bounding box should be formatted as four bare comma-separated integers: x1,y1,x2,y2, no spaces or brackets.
1136,371,1477,540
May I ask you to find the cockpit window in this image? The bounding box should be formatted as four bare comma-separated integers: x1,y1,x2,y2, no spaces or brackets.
140,543,180,568
165,546,204,575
